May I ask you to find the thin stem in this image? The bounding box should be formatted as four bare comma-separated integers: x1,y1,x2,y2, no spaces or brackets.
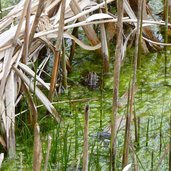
83,104,89,171
110,0,123,170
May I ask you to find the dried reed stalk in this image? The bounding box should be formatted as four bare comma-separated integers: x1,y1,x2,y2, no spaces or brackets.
100,21,109,72
99,8,109,72
0,153,4,168
5,71,16,158
33,123,42,171
69,27,78,63
22,0,31,64
48,0,66,101
28,0,45,49
110,0,123,170
70,0,100,47
44,135,52,171
13,0,30,45
62,39,67,89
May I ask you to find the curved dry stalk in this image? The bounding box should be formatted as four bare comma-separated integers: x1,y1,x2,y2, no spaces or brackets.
1,17,171,53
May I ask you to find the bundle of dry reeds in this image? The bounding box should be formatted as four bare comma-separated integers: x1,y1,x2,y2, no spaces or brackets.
0,0,117,158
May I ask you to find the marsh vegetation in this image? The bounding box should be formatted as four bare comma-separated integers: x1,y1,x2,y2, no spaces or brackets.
0,0,171,171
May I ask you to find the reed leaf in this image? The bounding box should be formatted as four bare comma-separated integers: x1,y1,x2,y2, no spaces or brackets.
0,153,4,168
18,62,50,90
0,47,14,97
86,13,113,22
5,71,15,158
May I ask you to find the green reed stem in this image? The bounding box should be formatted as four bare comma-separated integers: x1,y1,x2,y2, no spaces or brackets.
146,119,149,147
159,117,163,155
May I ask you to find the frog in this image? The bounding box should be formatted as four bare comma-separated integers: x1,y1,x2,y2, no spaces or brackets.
81,72,100,89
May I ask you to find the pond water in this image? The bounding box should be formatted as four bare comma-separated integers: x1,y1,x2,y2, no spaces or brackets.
2,46,171,171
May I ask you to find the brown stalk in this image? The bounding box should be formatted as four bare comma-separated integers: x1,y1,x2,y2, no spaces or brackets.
133,0,142,148
100,9,109,73
69,26,78,64
48,0,66,101
82,104,89,171
22,0,31,64
28,0,45,50
70,0,100,50
62,39,67,89
110,0,123,170
13,0,30,45
33,123,42,171
48,51,60,101
100,7,109,73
